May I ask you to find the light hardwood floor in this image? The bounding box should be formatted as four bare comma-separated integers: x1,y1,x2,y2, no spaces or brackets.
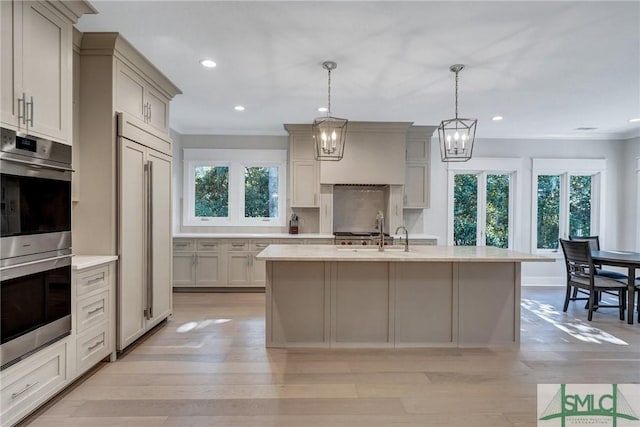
20,287,640,427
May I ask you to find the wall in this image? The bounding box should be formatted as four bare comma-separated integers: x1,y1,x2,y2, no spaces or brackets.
173,134,290,233
425,135,630,284
621,136,640,251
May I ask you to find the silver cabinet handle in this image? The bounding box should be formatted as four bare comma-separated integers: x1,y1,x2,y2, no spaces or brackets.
87,275,104,285
17,93,26,125
11,382,38,399
87,305,104,316
144,160,154,320
27,96,35,127
143,103,148,122
148,103,152,122
87,340,105,351
175,243,188,247
192,254,196,266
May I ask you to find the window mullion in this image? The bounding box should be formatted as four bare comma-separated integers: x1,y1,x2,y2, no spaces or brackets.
559,173,570,240
478,172,487,246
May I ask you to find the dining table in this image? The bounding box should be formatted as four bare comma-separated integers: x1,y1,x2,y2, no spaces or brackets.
591,250,640,324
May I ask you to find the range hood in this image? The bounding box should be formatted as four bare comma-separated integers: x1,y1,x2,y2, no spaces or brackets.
319,122,411,185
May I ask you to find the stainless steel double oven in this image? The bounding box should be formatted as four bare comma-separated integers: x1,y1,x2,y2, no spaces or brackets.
0,128,73,369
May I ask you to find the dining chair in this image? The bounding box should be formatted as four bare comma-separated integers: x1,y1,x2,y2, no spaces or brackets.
559,239,627,321
568,235,628,280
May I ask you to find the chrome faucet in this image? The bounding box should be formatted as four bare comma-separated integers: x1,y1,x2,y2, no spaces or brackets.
395,226,409,252
376,210,385,252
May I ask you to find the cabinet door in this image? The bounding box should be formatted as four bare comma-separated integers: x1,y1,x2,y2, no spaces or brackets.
145,87,169,134
291,160,318,207
148,149,172,323
115,60,145,122
173,253,195,287
195,253,225,286
404,163,429,208
0,0,21,130
387,184,403,234
227,253,251,286
117,138,146,350
251,254,267,286
21,1,70,142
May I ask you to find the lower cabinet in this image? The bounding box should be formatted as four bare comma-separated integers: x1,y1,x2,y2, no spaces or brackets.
0,339,68,427
0,257,116,427
173,237,334,288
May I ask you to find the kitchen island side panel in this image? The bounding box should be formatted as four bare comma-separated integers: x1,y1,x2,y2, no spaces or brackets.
457,262,519,346
270,261,329,347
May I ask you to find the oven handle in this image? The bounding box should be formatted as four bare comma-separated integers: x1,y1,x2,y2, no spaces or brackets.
0,254,72,281
1,156,74,172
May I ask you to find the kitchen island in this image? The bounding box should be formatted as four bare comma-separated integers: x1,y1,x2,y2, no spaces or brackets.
256,244,551,348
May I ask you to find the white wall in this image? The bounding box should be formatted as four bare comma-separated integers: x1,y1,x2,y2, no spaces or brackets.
425,135,630,284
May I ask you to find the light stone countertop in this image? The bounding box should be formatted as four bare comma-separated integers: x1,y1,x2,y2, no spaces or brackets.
256,244,552,262
173,233,334,239
72,255,118,270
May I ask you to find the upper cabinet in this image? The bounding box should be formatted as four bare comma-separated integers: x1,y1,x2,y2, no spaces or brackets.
285,125,319,208
80,32,181,140
404,126,436,209
115,59,170,135
1,1,93,144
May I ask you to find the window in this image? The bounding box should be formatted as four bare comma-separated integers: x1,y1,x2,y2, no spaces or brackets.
531,159,605,252
184,149,287,227
447,158,521,249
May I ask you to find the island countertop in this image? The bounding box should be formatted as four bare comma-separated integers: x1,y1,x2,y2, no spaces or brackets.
256,244,551,262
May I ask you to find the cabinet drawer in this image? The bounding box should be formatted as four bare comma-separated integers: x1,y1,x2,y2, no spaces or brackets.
1,340,67,425
228,240,250,251
76,290,110,334
76,265,110,297
173,239,195,252
251,240,273,252
76,322,110,376
196,239,223,252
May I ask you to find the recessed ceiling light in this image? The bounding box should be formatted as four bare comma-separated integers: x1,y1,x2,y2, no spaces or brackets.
200,59,217,68
234,105,245,111
491,116,503,121
629,117,640,123
317,107,328,112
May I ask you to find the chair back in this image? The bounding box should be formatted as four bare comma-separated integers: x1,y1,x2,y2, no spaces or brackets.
559,239,595,280
568,235,600,250
569,235,602,268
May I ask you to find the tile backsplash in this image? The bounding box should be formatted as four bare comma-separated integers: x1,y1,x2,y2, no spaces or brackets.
333,185,387,233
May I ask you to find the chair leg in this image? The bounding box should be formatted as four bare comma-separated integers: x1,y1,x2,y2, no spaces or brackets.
563,285,572,312
587,291,595,321
619,290,626,321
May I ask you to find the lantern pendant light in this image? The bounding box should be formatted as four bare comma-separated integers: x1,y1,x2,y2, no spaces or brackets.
313,61,348,161
438,64,477,162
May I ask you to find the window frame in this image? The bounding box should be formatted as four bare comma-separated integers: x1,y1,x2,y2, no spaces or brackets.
446,158,522,249
530,158,606,254
183,149,287,227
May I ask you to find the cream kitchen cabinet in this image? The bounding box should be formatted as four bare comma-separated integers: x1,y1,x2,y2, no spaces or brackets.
115,59,170,137
0,1,91,144
73,259,116,377
172,239,227,287
227,240,271,287
285,125,320,208
291,160,319,207
404,126,435,209
0,338,69,427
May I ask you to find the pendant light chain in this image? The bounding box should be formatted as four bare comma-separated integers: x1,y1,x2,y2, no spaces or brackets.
454,69,459,119
327,67,332,115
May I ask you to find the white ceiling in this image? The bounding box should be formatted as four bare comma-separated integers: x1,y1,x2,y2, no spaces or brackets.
76,1,640,140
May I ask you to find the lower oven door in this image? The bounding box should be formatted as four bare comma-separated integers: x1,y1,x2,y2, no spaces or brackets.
0,254,72,369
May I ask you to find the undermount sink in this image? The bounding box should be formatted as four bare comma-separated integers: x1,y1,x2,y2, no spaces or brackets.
337,246,411,253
